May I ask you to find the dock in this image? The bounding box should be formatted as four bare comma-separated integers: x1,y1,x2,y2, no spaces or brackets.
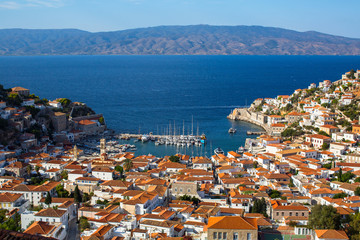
246,131,266,135
118,133,203,139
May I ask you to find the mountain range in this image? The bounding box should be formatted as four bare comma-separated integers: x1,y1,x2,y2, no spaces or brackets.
1,25,360,55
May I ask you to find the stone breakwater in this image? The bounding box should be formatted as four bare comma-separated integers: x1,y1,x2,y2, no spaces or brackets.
227,108,270,133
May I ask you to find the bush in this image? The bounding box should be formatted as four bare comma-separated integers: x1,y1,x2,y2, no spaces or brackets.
169,155,180,162
269,190,281,199
79,217,90,231
332,192,348,199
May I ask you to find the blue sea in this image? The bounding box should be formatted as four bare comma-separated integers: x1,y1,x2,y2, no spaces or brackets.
1,55,360,156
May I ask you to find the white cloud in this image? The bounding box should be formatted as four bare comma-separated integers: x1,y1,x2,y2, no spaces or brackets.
0,0,64,9
0,1,22,9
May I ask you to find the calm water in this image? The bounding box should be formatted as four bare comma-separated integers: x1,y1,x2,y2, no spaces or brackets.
1,55,360,156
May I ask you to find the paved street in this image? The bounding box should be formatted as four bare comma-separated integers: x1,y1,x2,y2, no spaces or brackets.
66,218,80,240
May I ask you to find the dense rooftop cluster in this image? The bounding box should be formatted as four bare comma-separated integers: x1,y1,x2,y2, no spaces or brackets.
2,70,360,240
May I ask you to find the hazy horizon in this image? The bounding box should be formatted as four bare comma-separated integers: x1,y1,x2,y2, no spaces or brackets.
1,0,360,38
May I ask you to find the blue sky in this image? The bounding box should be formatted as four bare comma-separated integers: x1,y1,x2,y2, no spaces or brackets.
0,0,359,38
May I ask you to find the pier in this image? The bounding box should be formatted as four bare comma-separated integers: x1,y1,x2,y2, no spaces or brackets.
118,133,203,139
246,131,267,135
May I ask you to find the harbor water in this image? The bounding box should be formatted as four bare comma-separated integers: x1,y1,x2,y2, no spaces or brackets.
2,55,360,156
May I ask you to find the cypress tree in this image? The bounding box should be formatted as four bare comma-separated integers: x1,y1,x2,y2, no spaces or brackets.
45,191,52,206
74,185,82,203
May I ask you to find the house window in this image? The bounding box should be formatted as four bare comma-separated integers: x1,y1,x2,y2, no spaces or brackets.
290,212,292,216
302,213,305,216
180,188,183,192
233,232,238,240
296,212,298,216
282,212,284,216
188,188,191,193
247,233,251,240
276,212,279,216
213,232,217,239
218,232,222,239
222,232,227,239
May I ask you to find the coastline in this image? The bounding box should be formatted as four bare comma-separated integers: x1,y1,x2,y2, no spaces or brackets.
227,107,270,134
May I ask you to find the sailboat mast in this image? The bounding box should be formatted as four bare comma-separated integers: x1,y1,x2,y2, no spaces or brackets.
183,120,185,136
174,120,176,137
191,115,194,136
197,122,199,137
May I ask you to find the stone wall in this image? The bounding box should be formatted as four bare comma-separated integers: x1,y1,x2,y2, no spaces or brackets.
227,108,270,133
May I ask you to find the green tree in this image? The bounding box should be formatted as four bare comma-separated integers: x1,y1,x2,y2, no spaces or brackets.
308,205,341,230
79,216,90,231
355,187,360,196
0,212,21,231
74,185,82,203
332,192,348,199
318,131,329,137
179,194,200,205
7,93,22,106
123,159,133,172
59,98,71,107
26,165,32,176
288,178,295,188
169,155,180,162
98,116,105,125
339,172,355,183
45,192,52,206
269,190,281,199
60,170,68,180
322,163,332,169
56,184,69,198
347,69,356,79
321,142,330,150
338,168,343,182
82,192,93,202
115,165,124,175
348,212,360,239
251,198,268,217
35,165,40,175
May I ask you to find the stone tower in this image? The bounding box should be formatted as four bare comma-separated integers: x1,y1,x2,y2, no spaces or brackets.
73,145,78,161
100,138,106,156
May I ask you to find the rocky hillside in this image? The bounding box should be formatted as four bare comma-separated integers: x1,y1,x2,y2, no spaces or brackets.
1,25,360,55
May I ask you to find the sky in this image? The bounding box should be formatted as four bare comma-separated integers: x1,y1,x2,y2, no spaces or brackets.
0,0,359,38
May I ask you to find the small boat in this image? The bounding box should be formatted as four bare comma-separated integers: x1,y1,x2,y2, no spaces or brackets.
141,135,150,142
228,128,236,134
237,146,245,154
214,148,224,156
201,133,206,140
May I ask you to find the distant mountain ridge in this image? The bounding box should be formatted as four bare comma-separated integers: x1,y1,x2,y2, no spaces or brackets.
1,25,360,55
